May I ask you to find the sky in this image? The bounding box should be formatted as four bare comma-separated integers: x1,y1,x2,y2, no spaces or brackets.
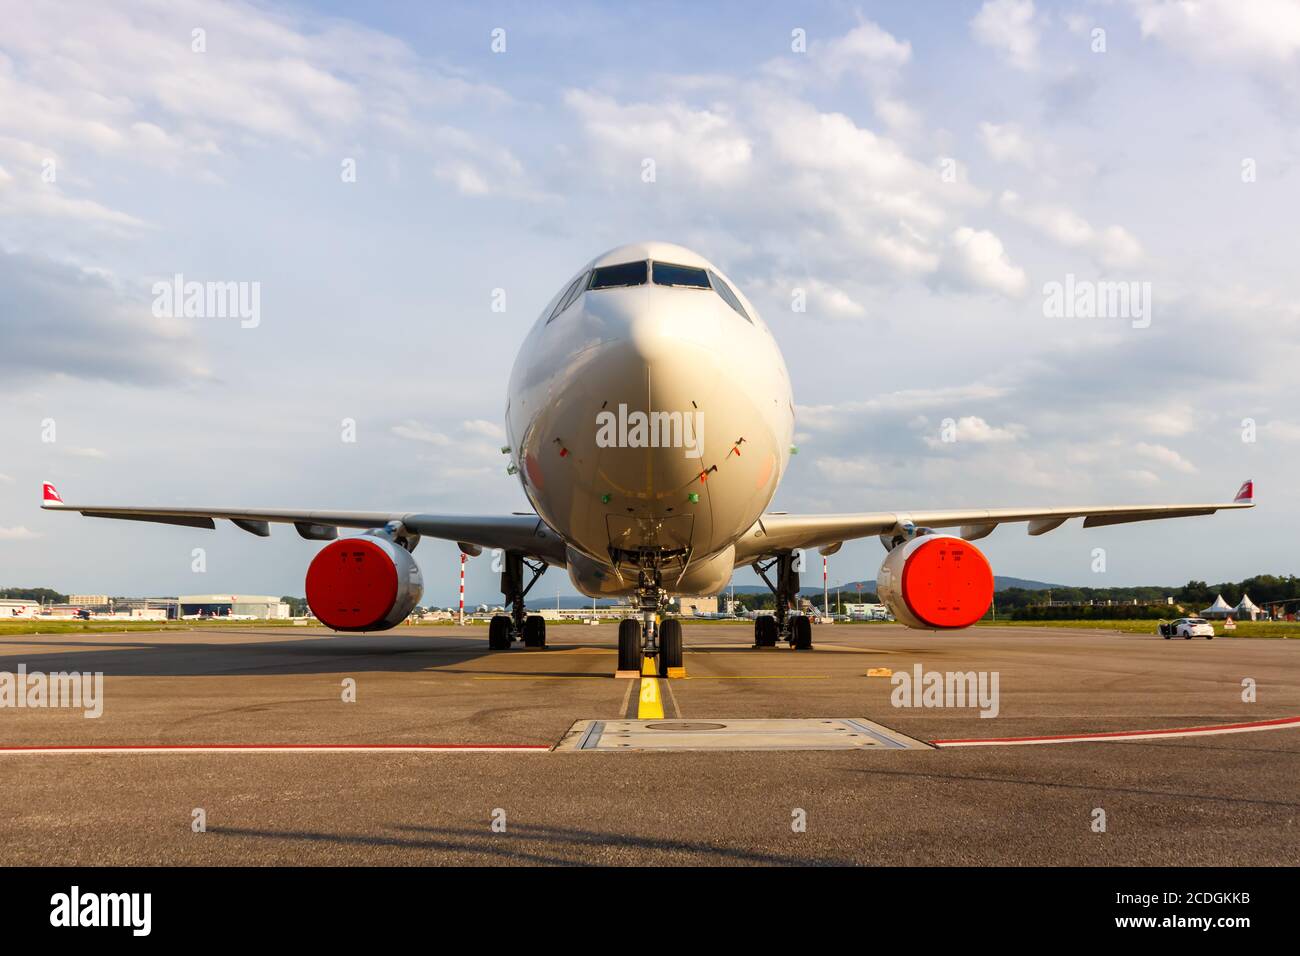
1,0,1298,604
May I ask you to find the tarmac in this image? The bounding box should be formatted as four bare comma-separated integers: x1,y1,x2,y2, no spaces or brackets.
0,622,1295,865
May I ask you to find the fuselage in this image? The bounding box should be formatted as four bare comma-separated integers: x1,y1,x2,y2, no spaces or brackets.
505,242,794,597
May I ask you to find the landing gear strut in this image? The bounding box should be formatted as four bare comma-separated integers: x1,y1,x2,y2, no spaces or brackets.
753,552,813,650
488,551,547,650
616,552,683,673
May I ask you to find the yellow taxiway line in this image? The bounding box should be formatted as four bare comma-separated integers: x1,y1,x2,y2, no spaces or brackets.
637,675,665,719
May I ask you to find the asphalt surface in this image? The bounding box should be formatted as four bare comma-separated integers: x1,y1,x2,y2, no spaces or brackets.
0,622,1296,865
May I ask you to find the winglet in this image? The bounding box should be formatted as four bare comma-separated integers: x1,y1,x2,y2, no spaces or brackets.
41,481,63,506
1233,479,1254,504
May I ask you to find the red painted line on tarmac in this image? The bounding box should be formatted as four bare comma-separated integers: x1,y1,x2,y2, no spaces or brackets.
931,715,1300,747
0,743,551,754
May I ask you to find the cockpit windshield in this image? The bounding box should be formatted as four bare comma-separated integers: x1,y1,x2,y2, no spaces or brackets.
652,262,710,288
589,260,648,289
708,270,752,322
581,258,753,325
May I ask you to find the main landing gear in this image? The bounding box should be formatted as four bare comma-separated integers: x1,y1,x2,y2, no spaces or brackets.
488,551,548,650
752,552,814,650
616,557,684,676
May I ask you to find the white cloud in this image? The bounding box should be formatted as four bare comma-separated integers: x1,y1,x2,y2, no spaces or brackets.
565,83,993,292
1262,420,1300,442
1000,191,1144,268
1124,468,1162,487
768,20,919,135
972,0,1041,70
462,419,505,440
979,121,1038,168
764,19,911,90
564,89,752,187
0,0,526,196
807,281,867,320
941,226,1029,297
813,455,886,486
1134,441,1197,474
821,21,913,75
1142,407,1198,437
1130,0,1300,66
923,415,1026,448
391,420,450,445
0,526,41,540
798,383,1013,431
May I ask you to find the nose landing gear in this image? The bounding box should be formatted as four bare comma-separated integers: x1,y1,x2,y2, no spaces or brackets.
616,615,684,675
615,558,686,675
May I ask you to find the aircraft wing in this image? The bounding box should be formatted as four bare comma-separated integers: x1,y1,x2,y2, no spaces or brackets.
38,482,567,563
735,480,1255,560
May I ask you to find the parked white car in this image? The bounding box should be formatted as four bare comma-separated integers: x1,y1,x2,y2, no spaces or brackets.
1158,618,1215,640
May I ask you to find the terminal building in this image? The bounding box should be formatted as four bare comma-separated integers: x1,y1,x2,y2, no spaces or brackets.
178,594,290,619
0,599,40,619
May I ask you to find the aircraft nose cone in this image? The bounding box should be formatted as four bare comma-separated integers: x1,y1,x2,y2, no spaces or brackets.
626,302,720,363
582,285,726,363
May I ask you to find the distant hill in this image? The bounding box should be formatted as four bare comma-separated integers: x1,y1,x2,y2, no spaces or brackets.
727,576,1063,596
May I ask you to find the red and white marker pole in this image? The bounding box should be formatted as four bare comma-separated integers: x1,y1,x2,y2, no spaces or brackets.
823,556,828,621
458,552,466,626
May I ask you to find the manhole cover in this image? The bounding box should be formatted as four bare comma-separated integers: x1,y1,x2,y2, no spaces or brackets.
645,721,727,732
556,718,933,751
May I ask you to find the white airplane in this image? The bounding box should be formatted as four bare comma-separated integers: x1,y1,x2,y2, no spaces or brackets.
42,241,1255,674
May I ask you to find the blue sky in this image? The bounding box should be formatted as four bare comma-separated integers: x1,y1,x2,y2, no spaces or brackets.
2,0,1298,602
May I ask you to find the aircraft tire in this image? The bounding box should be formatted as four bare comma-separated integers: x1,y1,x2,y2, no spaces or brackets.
618,619,643,672
488,615,512,650
791,615,813,650
659,619,683,674
523,614,546,648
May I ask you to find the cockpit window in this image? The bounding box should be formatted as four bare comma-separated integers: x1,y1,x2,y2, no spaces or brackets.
708,270,751,322
546,272,587,323
652,262,710,289
589,260,648,289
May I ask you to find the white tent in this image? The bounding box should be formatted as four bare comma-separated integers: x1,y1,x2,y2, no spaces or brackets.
1234,592,1261,621
1201,594,1233,617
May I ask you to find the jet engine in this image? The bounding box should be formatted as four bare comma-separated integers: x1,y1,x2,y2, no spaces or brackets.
306,531,424,632
876,533,993,629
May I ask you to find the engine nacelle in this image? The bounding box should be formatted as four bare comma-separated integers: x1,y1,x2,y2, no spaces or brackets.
306,532,424,632
877,534,993,629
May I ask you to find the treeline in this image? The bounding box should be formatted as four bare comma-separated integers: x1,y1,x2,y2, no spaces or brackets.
1010,604,1169,621
993,575,1300,612
0,588,67,604
737,575,1300,616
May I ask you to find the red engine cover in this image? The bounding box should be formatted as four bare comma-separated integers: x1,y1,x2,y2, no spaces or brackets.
306,538,399,631
899,536,994,628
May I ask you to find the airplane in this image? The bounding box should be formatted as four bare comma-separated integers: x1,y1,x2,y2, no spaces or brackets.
41,241,1255,675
